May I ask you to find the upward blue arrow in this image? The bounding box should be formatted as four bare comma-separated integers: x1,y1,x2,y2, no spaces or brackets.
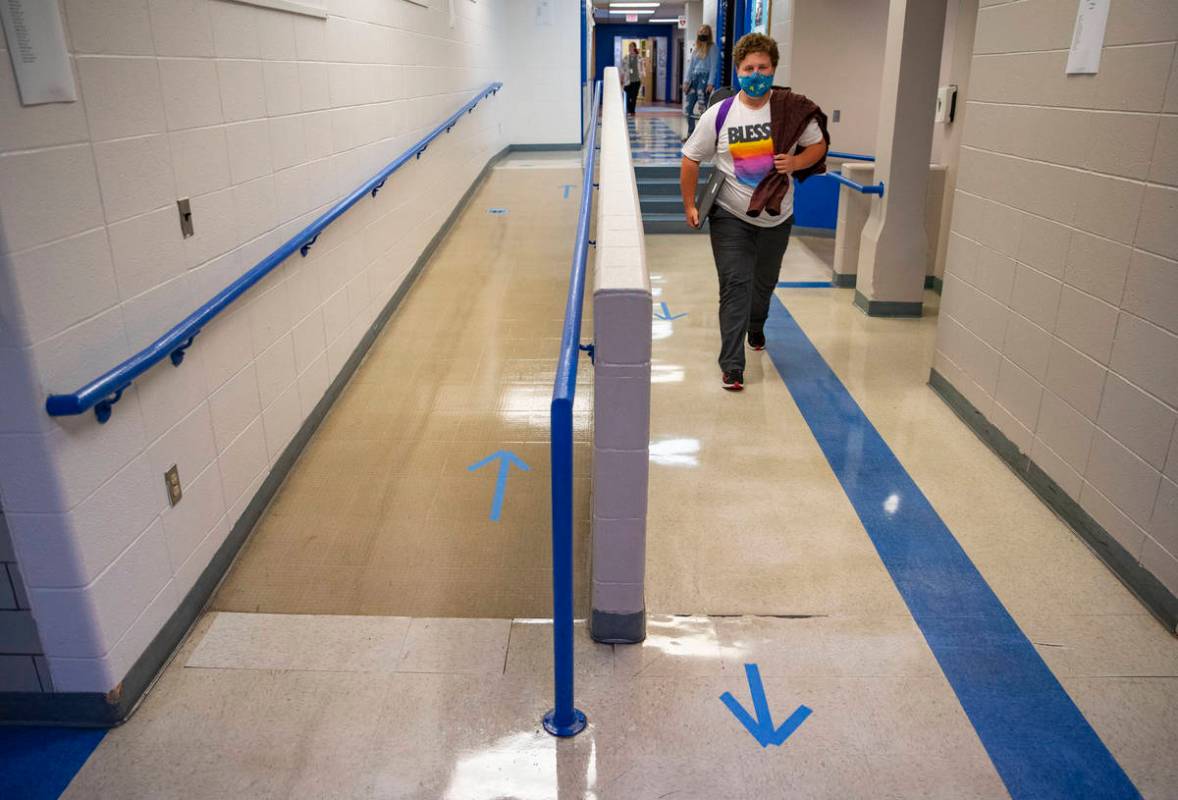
467,450,530,522
720,663,812,748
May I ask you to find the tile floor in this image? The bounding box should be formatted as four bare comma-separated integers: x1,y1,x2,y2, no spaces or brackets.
57,153,1178,799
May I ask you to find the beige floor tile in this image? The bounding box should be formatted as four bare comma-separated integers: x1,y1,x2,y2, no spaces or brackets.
396,617,512,675
1061,676,1178,798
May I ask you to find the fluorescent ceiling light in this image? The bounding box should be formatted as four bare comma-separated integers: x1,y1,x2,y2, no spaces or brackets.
608,2,660,6
608,9,655,14
648,18,679,22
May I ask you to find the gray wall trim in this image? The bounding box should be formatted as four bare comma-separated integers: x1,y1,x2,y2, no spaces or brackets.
853,290,923,317
0,143,521,728
590,609,646,644
793,226,835,239
831,272,857,288
929,369,1178,633
511,142,582,151
926,275,943,294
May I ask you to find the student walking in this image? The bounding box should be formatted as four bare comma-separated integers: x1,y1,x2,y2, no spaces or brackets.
620,42,643,116
682,25,719,137
679,33,829,391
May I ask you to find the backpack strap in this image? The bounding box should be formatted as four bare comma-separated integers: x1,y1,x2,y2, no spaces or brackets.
714,95,736,139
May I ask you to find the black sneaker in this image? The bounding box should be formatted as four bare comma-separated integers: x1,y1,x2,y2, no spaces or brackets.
747,330,766,351
722,370,744,391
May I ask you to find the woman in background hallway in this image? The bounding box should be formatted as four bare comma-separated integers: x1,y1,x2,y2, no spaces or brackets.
682,24,718,137
621,42,643,116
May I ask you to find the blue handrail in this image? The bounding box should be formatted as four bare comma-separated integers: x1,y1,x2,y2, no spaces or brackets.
46,82,503,423
544,79,601,739
826,171,885,196
828,151,875,162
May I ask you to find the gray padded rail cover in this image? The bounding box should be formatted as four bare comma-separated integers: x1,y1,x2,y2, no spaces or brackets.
590,68,652,644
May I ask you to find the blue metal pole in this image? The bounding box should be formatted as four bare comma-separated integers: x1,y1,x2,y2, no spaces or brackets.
543,79,600,739
543,399,585,737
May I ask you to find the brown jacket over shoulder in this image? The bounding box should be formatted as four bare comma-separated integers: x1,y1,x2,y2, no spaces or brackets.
747,87,830,218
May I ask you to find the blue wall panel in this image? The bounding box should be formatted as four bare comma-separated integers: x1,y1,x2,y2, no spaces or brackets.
793,173,840,230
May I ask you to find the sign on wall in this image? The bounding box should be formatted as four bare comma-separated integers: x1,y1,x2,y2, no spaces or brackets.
0,0,77,105
748,0,768,34
1066,0,1110,74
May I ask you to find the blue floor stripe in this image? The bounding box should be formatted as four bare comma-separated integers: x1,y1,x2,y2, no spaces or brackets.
776,281,832,288
763,297,1140,800
0,727,105,799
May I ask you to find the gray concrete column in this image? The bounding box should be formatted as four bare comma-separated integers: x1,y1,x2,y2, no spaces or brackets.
854,0,948,317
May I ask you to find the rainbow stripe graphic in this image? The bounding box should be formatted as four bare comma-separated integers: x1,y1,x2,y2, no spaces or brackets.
730,137,775,187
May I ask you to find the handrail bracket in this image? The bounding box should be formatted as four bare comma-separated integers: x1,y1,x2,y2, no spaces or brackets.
94,386,129,424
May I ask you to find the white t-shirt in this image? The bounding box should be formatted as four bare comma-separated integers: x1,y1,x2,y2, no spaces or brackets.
682,95,823,227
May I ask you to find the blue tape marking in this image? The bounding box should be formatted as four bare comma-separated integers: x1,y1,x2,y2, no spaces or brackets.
561,184,575,199
0,727,105,799
776,281,832,288
467,450,529,522
762,297,1140,799
487,207,509,215
719,663,812,748
653,302,687,321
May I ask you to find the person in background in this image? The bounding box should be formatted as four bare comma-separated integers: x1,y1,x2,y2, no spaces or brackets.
620,42,643,116
679,33,829,392
682,24,718,138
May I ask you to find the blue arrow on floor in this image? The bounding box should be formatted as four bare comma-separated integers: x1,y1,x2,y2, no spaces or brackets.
653,302,688,321
467,450,529,522
720,663,812,748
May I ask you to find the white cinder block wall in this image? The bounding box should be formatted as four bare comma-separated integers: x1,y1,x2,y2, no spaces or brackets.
934,0,1178,597
0,0,575,696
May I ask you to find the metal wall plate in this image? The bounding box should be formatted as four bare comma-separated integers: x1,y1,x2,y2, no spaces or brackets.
177,198,194,238
165,465,182,507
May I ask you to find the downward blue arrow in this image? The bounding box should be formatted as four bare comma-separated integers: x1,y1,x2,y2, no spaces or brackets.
467,450,529,522
653,302,688,321
720,663,812,748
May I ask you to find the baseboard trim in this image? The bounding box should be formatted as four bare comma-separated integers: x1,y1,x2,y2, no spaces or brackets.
831,272,857,288
928,369,1178,634
511,142,582,151
926,275,943,294
0,144,519,728
853,290,923,317
793,226,835,239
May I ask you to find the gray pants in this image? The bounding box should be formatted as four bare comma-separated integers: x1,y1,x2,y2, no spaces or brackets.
707,206,794,371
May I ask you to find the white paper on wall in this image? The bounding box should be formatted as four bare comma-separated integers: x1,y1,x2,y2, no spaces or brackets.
1066,0,1110,75
0,0,78,105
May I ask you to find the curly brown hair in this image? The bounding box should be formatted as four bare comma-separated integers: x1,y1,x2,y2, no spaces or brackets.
732,33,779,68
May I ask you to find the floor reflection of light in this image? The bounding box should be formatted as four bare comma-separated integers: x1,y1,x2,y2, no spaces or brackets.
651,363,685,383
883,493,900,515
651,286,663,297
652,320,674,340
443,730,598,800
642,616,743,660
649,438,700,467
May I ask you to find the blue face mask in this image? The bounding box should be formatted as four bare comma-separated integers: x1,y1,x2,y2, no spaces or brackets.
738,71,773,98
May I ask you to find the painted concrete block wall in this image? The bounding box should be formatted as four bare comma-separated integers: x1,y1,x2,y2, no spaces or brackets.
791,0,890,155
833,162,946,281
0,0,568,695
769,0,794,87
934,0,1178,597
591,71,651,634
503,0,582,146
